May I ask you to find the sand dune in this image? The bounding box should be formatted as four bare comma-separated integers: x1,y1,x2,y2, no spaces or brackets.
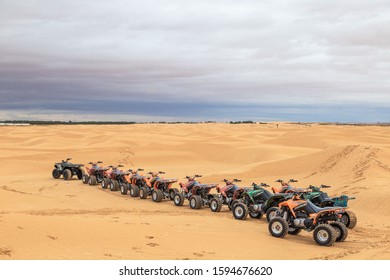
0,123,390,259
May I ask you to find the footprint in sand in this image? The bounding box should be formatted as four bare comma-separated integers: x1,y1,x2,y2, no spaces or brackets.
17,226,23,230
47,235,58,240
193,252,204,257
147,243,159,247
132,247,143,253
0,248,12,257
145,236,154,239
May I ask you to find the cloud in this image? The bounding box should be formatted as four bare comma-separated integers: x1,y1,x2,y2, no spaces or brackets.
0,0,389,121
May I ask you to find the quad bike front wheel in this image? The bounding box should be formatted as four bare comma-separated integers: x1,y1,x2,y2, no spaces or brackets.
249,211,263,219
329,221,348,242
266,207,279,222
190,195,202,209
88,175,97,186
152,189,164,203
76,169,85,180
82,174,89,184
169,188,179,200
288,228,302,235
110,180,119,191
120,184,128,195
340,211,357,229
139,187,148,199
313,224,336,246
130,185,140,197
232,203,249,220
268,217,289,238
101,178,109,189
210,198,222,212
63,169,72,181
52,169,61,179
174,193,185,206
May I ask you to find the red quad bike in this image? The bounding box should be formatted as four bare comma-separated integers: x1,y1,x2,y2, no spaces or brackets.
269,194,348,246
215,179,244,210
174,175,222,212
100,165,128,193
126,168,148,197
82,161,110,186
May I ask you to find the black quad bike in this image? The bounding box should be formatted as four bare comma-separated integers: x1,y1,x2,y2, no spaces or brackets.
52,158,85,181
231,183,293,221
174,175,222,211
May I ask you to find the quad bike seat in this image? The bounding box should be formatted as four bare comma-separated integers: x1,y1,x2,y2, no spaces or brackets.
262,189,274,199
305,200,343,214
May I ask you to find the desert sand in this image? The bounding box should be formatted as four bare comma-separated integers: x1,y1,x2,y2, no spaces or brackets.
0,123,389,260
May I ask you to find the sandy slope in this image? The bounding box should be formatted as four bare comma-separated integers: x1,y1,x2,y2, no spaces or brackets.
0,123,389,260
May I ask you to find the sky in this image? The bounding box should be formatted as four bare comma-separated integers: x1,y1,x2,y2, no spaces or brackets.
0,0,389,122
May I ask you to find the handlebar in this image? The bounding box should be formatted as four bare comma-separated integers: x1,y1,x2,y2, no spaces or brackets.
137,168,144,171
289,179,298,183
66,157,72,161
320,184,331,188
158,171,165,174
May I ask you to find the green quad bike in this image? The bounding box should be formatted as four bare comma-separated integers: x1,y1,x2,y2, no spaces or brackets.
231,183,293,221
52,158,85,181
304,185,357,229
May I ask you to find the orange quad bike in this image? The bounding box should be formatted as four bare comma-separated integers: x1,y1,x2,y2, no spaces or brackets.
82,161,110,186
215,179,245,210
271,179,300,193
125,168,148,197
174,175,221,211
268,194,348,246
139,171,179,202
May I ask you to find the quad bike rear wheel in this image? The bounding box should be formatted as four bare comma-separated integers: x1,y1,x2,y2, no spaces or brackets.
120,184,128,195
88,175,97,185
190,195,202,209
169,188,179,200
152,189,164,202
130,185,140,197
52,169,61,179
174,193,185,206
313,224,336,246
110,180,119,191
233,203,249,220
210,198,222,212
341,211,357,229
76,169,85,180
139,187,148,199
82,174,89,184
63,169,72,180
266,207,279,222
329,221,348,242
269,217,289,238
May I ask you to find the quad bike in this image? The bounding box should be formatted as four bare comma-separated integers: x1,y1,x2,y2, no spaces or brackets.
150,172,179,203
125,168,148,197
138,171,178,202
82,161,109,185
271,179,300,193
100,165,129,194
303,185,357,229
268,194,348,246
174,175,221,212
215,179,244,210
231,183,294,221
52,158,84,180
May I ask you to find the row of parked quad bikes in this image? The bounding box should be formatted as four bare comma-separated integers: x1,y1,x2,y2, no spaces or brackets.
52,158,357,247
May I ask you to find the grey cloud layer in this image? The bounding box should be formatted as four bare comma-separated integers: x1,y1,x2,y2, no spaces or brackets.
1,0,389,121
